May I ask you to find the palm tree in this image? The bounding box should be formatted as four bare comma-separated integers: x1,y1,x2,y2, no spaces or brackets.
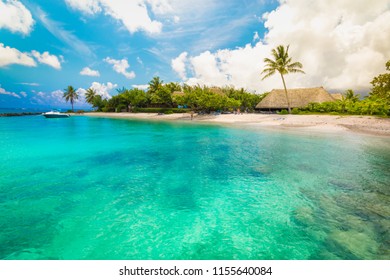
148,76,163,94
261,45,305,113
63,85,79,112
344,89,359,102
85,88,97,104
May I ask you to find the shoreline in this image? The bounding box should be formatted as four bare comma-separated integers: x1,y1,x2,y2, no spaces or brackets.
83,112,390,137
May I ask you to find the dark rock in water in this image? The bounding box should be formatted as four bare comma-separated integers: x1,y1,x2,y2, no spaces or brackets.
0,112,43,117
328,180,357,191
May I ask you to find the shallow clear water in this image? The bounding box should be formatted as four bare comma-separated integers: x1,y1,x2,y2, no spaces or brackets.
0,116,389,260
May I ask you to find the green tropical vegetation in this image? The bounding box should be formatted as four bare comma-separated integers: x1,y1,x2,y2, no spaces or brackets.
63,85,79,112
296,60,390,116
83,76,265,114
261,45,305,114
75,56,389,117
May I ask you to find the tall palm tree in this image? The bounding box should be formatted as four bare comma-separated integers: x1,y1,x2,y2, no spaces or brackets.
85,88,97,104
63,85,79,112
261,45,305,113
148,76,163,94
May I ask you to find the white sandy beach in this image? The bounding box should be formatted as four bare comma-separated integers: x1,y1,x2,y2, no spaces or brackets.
83,112,390,136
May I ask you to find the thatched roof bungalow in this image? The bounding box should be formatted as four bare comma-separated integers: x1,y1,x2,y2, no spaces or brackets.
172,91,185,96
256,87,338,110
330,93,343,101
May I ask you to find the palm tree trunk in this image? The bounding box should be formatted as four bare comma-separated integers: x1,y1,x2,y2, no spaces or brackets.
71,100,74,112
280,73,291,114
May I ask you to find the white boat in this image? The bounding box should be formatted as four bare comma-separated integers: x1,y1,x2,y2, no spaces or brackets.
42,110,70,118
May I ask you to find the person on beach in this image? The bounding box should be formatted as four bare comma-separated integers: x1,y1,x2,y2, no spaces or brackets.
190,111,194,120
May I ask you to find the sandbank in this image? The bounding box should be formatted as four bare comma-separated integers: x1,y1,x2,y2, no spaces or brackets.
83,112,390,137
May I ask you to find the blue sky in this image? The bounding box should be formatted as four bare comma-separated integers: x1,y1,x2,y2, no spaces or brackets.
1,0,389,109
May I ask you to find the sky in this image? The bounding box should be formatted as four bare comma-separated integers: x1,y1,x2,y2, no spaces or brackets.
0,0,389,109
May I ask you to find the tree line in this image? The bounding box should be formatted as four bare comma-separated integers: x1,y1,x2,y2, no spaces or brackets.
63,45,389,116
81,77,265,113
298,61,390,116
260,45,389,116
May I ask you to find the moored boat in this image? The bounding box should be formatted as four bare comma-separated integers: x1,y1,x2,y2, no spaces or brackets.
42,110,70,118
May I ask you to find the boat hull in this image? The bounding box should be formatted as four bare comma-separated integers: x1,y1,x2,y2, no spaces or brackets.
43,114,70,118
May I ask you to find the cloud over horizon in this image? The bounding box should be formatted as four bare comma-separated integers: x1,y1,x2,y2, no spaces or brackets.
0,84,21,99
172,0,390,93
89,81,117,99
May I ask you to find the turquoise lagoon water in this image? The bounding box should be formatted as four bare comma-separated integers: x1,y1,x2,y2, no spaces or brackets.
0,115,389,260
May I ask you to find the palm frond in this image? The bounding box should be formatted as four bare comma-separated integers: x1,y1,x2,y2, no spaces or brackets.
288,61,303,69
261,70,276,80
288,69,305,74
261,44,304,83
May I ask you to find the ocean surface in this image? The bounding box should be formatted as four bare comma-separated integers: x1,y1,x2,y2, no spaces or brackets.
0,115,389,260
0,108,88,114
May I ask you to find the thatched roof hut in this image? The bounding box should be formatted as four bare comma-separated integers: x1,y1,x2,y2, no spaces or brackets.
256,87,337,110
209,87,225,95
172,91,185,96
330,93,343,101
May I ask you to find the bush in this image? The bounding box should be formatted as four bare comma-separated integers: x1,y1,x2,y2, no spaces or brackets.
279,109,288,115
164,110,173,114
116,104,127,112
291,108,300,114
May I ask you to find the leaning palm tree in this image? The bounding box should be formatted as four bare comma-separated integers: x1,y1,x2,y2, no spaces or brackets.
63,85,79,112
85,88,97,104
261,45,305,113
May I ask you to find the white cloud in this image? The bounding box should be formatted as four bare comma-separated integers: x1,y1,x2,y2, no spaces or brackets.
64,0,102,15
65,0,163,34
31,90,63,106
104,57,136,79
171,52,188,80
30,88,89,106
146,0,173,15
80,67,100,77
0,0,34,35
0,43,64,70
31,50,61,69
50,90,64,102
90,82,117,99
0,84,20,98
132,84,149,90
0,43,36,67
172,0,390,92
19,91,27,97
253,31,260,42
